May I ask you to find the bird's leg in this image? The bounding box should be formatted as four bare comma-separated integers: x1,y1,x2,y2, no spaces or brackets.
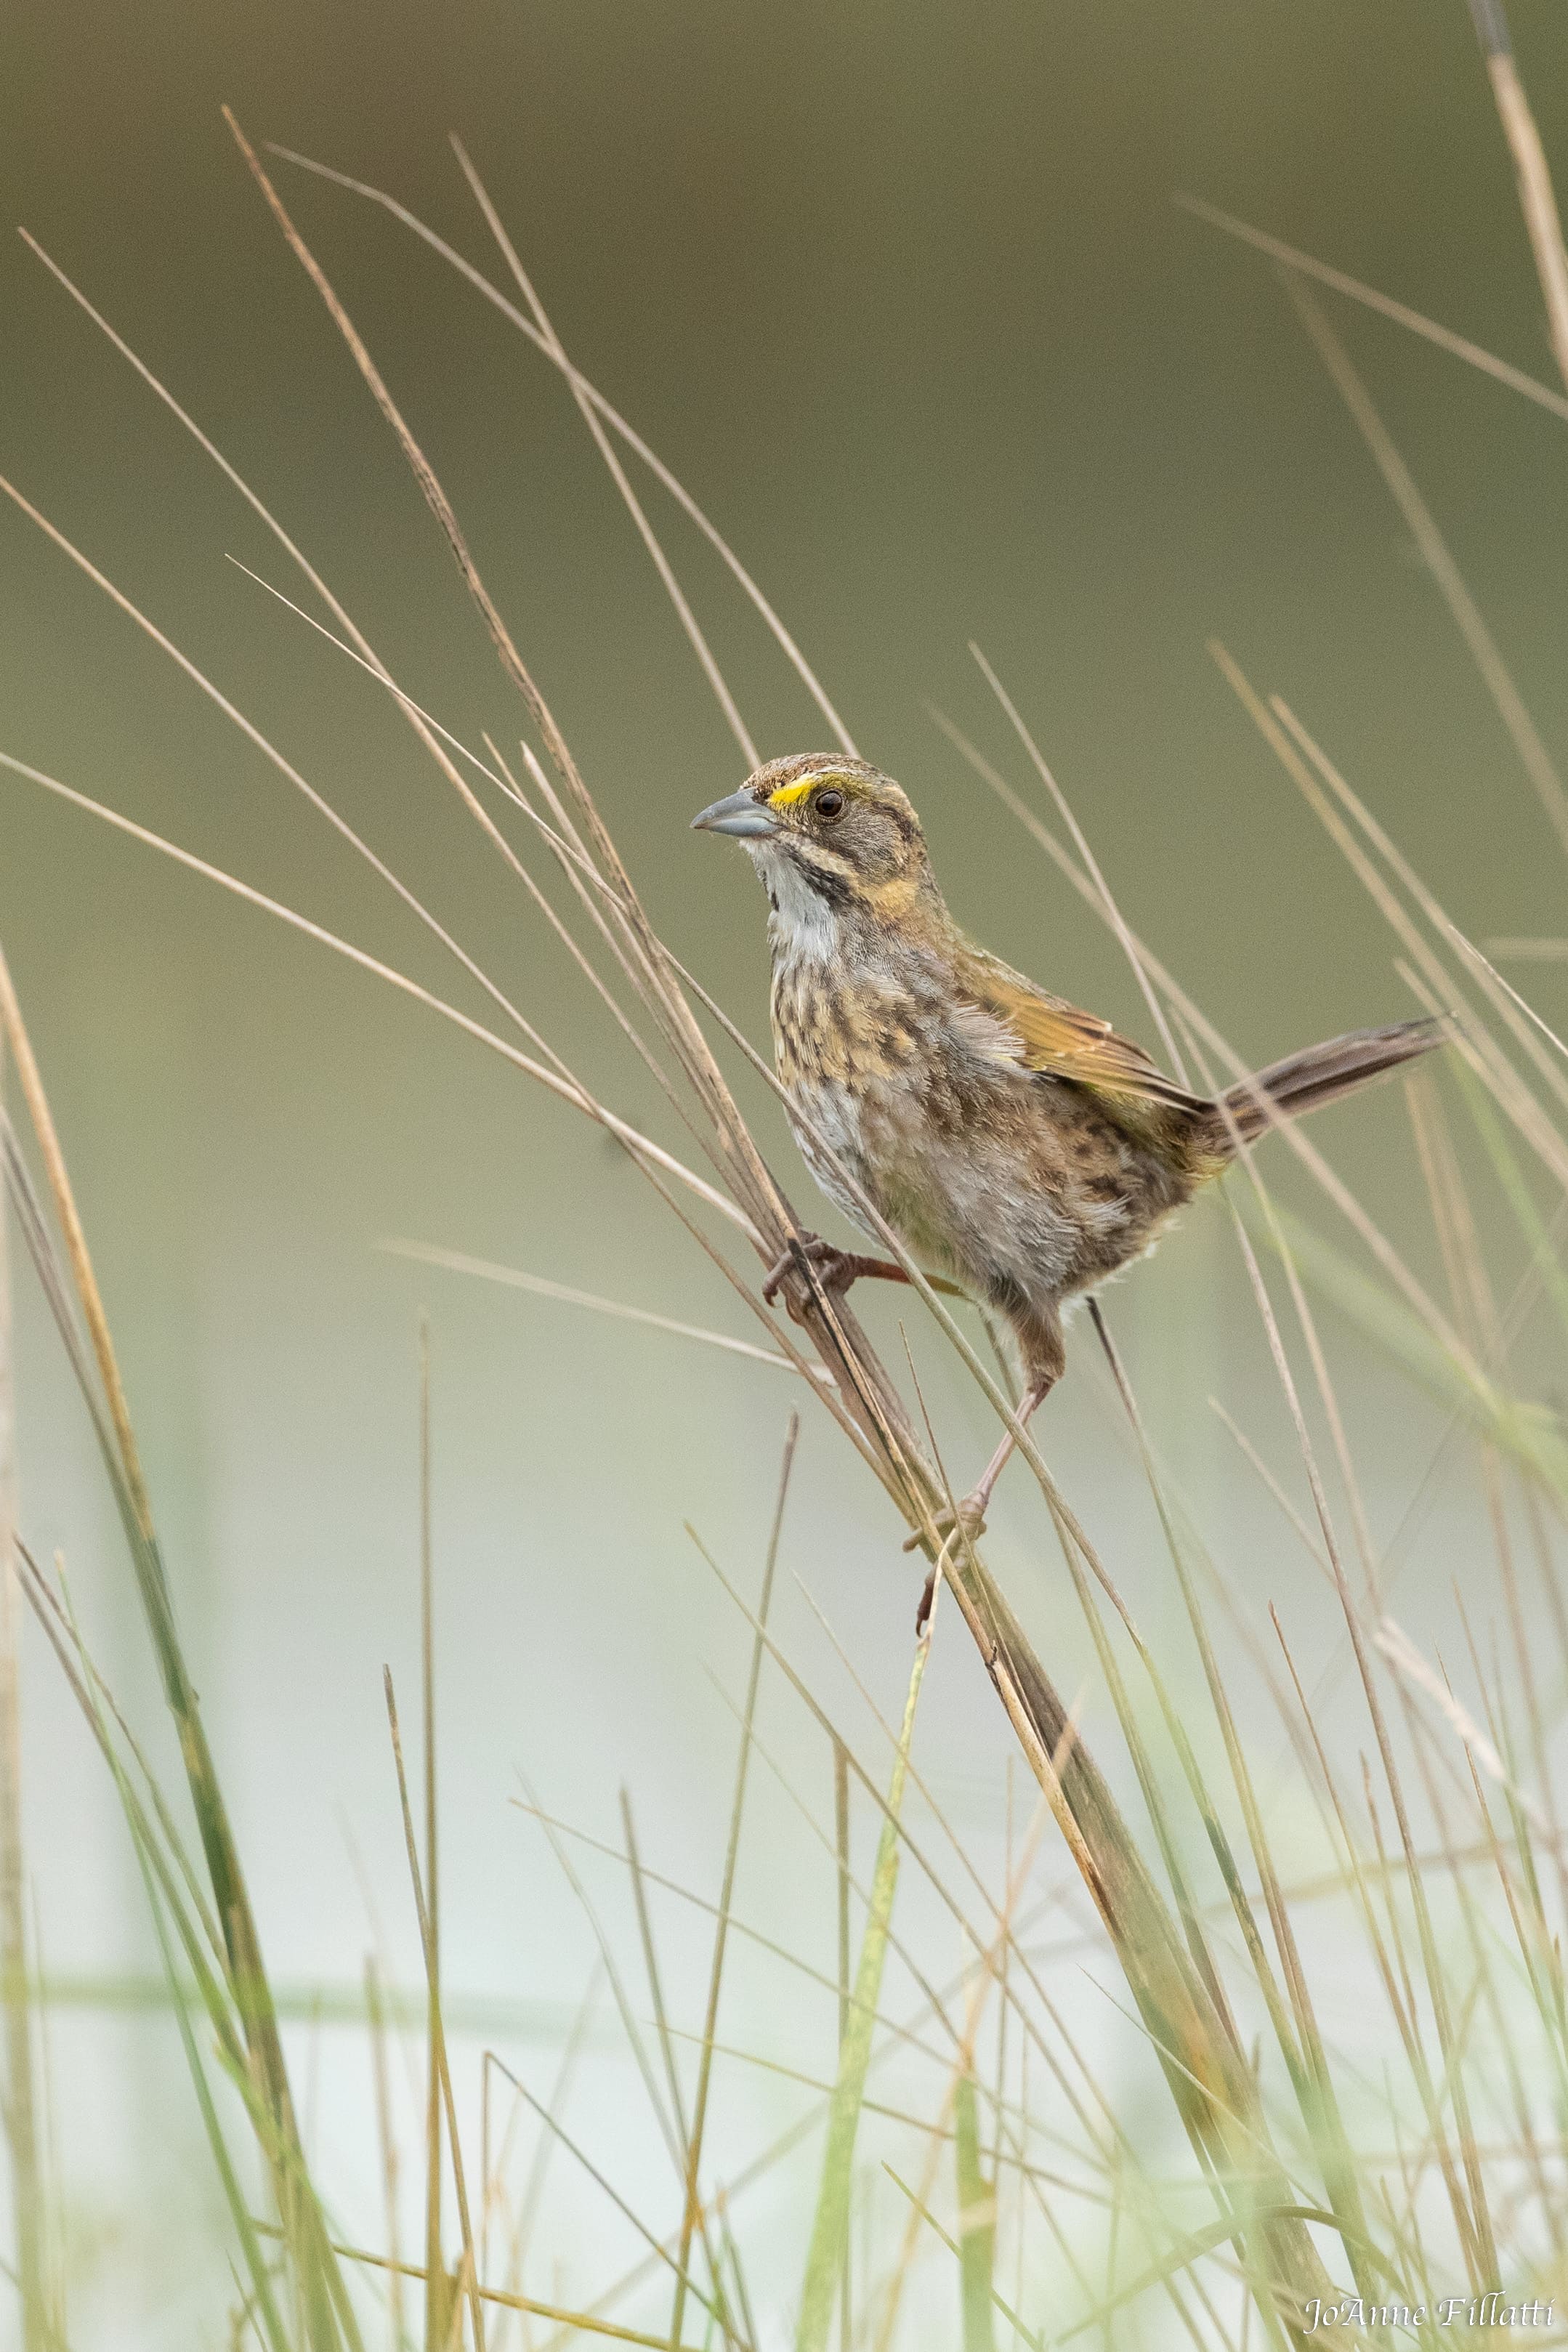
908,1375,1055,1630
761,1234,914,1306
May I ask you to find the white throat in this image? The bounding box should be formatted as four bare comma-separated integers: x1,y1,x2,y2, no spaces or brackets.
751,842,841,966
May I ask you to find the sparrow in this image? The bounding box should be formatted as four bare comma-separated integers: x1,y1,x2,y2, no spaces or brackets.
693,754,1439,1585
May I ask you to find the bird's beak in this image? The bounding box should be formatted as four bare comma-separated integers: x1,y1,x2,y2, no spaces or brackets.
690,789,777,839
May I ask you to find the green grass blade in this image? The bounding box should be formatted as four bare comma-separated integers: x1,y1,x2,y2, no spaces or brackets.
794,1627,930,2352
953,2071,996,2352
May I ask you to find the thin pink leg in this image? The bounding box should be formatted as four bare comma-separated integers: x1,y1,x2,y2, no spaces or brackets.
913,1378,1053,1630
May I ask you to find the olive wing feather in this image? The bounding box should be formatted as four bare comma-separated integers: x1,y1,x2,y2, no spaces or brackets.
958,953,1208,1113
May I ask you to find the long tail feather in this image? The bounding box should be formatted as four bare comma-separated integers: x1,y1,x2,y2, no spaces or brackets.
1210,1017,1443,1150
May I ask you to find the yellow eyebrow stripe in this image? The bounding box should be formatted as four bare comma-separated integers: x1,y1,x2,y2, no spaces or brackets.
766,777,820,808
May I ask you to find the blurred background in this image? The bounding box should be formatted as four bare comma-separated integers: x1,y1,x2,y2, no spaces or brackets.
2,0,1566,2340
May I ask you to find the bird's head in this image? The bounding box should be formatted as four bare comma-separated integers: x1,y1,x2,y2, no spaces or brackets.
691,756,938,935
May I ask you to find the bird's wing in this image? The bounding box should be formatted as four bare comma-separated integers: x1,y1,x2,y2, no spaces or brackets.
958,953,1208,1113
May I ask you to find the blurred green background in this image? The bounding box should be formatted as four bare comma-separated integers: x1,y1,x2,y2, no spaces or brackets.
2,0,1564,2337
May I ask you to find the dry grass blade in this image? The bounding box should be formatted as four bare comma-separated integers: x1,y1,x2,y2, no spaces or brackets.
671,1418,799,2349
448,136,759,767
379,1242,810,1377
1173,193,1568,421
259,142,860,756
383,1670,483,2352
1277,267,1568,861
0,748,757,1247
1464,0,1568,396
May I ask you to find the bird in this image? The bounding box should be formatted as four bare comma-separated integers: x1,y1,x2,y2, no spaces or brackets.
692,753,1440,1605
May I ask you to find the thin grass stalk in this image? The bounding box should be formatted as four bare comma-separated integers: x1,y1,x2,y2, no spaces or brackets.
383,1673,483,2352
671,1420,799,2349
450,137,758,768
259,145,860,756
1465,0,1568,395
1174,193,1568,420
0,1038,47,2352
1278,266,1568,860
483,2058,732,2340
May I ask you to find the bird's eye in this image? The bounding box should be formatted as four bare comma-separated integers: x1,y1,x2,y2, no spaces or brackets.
815,788,846,820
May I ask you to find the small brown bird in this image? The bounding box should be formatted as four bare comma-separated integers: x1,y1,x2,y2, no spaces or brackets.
694,754,1438,1578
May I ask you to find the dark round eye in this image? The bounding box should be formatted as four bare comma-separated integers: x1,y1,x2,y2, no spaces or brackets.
815,788,846,820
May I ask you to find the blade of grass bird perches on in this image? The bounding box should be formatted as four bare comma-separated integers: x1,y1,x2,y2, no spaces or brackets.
448,135,758,769
258,141,860,757
1173,194,1568,422
383,1671,485,2352
1274,267,1568,861
795,1619,934,2352
1463,0,1568,399
669,1417,799,2352
377,1242,821,1381
0,942,357,2352
0,1037,47,2352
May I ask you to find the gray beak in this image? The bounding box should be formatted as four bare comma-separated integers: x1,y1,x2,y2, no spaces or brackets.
690,788,777,839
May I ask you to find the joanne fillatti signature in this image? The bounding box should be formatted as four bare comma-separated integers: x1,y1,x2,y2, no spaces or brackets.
1304,2292,1554,2331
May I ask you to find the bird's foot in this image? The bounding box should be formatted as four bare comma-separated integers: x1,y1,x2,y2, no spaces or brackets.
905,1492,989,1632
761,1234,911,1307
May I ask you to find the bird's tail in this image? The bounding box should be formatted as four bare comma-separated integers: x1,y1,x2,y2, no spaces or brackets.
1201,1017,1444,1155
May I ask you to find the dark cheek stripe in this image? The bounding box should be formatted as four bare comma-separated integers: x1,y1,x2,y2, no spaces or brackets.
784,844,858,913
